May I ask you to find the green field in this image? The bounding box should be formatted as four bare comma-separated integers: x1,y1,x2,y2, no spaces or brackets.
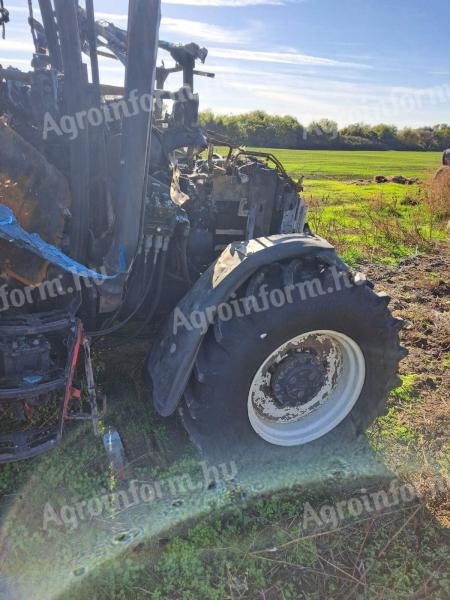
240,149,446,266
257,149,440,181
258,149,441,205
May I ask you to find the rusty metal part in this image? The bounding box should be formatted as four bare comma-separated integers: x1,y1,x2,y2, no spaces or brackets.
271,351,327,408
251,333,344,423
247,330,366,446
61,322,103,437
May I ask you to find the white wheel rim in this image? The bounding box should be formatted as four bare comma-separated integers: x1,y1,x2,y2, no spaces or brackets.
247,330,366,447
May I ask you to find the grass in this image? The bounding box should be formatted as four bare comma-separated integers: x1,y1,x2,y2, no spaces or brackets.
266,149,446,267
305,179,426,204
240,148,440,202
369,376,420,444
63,486,450,600
259,149,439,179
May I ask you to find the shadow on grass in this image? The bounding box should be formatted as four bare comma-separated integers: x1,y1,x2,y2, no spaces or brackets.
0,343,447,599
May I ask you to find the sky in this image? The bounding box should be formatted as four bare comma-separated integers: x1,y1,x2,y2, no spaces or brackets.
1,0,449,127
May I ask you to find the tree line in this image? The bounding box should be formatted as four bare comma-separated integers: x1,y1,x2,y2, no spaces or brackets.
199,110,450,151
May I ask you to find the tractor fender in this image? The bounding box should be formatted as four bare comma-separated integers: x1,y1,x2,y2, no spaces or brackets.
146,234,347,417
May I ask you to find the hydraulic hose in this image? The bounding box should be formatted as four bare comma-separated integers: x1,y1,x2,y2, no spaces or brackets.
88,236,170,339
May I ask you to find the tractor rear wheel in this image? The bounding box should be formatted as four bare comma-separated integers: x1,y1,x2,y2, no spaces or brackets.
181,256,407,460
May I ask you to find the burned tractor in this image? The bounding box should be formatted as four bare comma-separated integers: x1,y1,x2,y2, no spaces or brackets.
0,0,406,462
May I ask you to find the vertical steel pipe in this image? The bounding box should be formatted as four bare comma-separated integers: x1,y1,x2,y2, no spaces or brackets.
107,0,161,271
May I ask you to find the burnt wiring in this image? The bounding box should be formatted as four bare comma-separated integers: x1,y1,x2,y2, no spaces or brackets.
205,129,295,185
236,149,291,183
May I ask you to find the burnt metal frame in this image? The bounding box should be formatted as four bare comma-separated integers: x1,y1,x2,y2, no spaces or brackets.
0,314,104,463
37,0,62,70
53,0,91,263
0,312,76,462
0,0,162,461
9,1,162,274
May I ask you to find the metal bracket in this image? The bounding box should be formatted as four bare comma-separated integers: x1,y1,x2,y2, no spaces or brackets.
62,323,105,437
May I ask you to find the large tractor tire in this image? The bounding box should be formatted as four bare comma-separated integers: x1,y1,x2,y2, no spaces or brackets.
181,255,407,460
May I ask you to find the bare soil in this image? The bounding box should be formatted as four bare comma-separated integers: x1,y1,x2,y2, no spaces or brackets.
366,250,450,525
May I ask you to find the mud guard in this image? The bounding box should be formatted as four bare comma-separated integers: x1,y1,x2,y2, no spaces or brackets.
146,234,348,417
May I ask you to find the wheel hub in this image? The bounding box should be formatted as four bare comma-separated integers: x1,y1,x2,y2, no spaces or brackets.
248,330,366,445
271,352,326,407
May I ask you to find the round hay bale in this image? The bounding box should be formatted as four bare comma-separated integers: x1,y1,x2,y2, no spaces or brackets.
431,166,450,217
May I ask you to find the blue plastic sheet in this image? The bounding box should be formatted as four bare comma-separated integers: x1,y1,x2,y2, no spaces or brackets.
0,203,118,280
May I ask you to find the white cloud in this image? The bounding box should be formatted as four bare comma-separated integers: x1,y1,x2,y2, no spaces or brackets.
95,14,253,45
161,17,248,44
95,0,290,21
209,47,371,69
0,39,35,53
0,57,31,67
194,66,450,127
2,5,29,13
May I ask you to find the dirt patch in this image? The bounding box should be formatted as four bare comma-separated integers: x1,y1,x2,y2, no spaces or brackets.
366,253,449,360
350,175,422,185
